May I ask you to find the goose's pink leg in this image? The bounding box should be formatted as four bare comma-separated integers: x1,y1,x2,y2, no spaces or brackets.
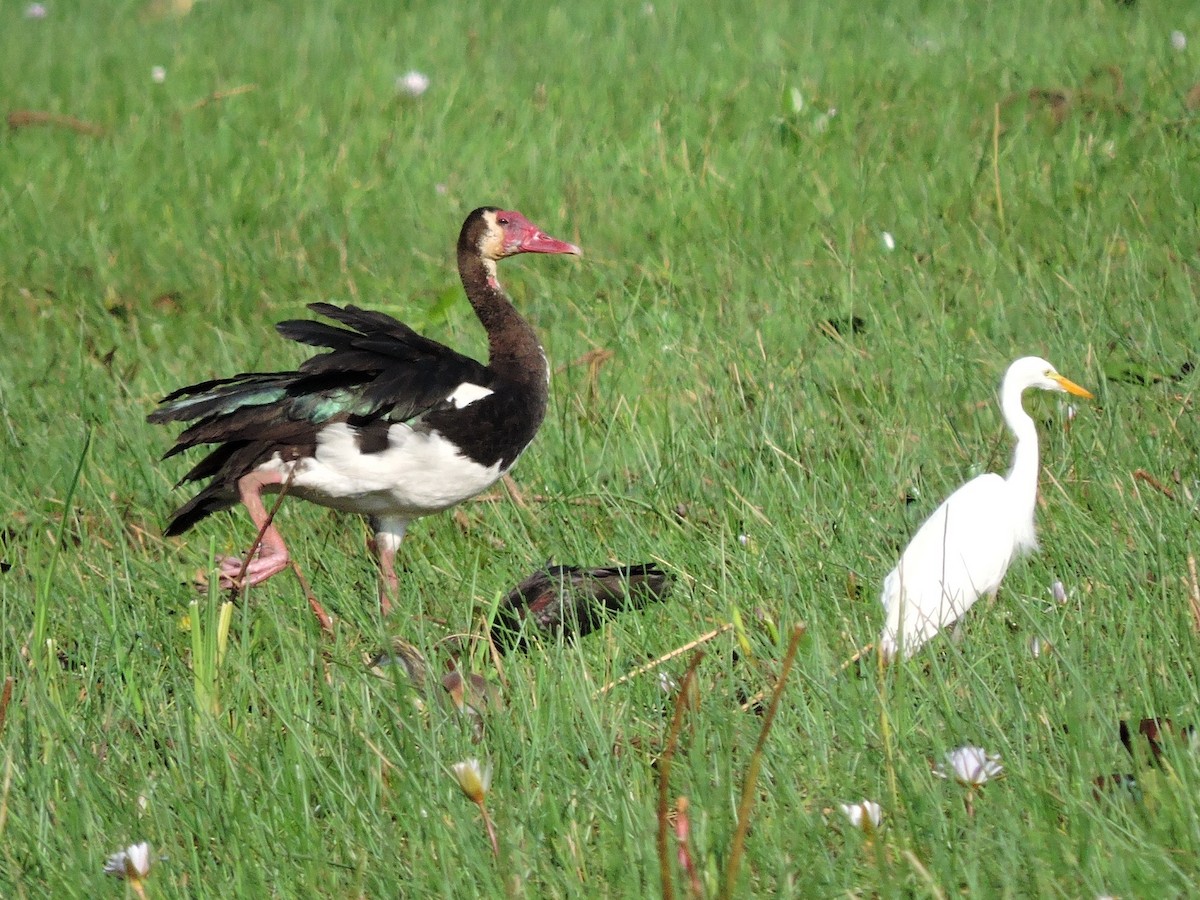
370,519,408,617
218,470,290,590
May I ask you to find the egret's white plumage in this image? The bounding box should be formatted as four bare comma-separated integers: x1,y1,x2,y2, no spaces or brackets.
879,356,1093,661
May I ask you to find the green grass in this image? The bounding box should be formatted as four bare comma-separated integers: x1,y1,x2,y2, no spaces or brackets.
3,0,1200,894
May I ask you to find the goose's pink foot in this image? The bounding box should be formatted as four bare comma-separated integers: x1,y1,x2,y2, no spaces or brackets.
219,470,291,590
217,541,290,590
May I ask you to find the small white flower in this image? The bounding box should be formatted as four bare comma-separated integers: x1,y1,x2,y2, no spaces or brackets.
737,533,749,547
434,183,448,196
151,66,167,84
396,70,430,97
25,3,47,19
1028,635,1047,658
881,231,896,252
1171,30,1187,52
790,88,804,113
935,746,1003,786
642,2,655,15
451,758,492,804
104,842,152,880
839,799,882,832
1051,580,1068,604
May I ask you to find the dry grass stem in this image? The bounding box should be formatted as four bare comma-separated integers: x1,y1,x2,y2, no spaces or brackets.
656,650,705,900
596,624,732,696
721,624,806,900
7,110,105,136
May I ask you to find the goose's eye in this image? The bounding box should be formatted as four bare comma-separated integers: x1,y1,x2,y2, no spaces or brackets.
497,216,510,226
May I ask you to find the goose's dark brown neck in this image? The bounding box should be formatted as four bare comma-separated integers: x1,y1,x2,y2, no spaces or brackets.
458,249,548,386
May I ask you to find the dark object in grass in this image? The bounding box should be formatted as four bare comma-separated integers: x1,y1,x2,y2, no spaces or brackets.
1119,716,1196,767
1092,773,1141,802
492,563,672,652
0,560,9,573
819,316,866,338
1086,717,1197,802
369,637,500,742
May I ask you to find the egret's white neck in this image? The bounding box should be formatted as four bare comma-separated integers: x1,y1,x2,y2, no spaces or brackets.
1002,378,1040,512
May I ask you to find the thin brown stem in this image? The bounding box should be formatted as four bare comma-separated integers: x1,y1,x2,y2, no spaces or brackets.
290,561,333,633
721,624,806,900
1134,468,1177,501
7,110,105,136
657,651,705,900
1188,554,1200,635
478,800,500,858
992,102,1005,231
186,83,257,111
0,676,13,737
500,473,529,510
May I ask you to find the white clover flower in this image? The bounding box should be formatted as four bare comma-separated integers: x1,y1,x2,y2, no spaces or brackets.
1171,30,1187,52
151,66,167,84
737,533,749,547
25,3,47,19
451,758,492,804
813,107,838,134
934,746,1003,786
104,842,152,880
396,70,430,98
1051,580,1068,604
881,231,896,252
839,799,882,833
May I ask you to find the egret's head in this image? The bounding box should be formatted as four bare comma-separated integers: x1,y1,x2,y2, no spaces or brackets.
1007,356,1094,398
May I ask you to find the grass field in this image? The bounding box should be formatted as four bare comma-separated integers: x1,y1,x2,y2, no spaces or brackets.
3,0,1200,895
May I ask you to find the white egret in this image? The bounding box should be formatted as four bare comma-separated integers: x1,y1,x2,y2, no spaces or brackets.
879,356,1093,661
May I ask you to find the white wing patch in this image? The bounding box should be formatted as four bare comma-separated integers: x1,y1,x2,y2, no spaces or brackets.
447,382,494,408
259,421,504,519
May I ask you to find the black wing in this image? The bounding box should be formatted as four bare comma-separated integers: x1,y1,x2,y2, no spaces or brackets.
147,303,492,533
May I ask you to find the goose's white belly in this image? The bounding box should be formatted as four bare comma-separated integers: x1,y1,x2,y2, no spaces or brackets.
259,421,505,518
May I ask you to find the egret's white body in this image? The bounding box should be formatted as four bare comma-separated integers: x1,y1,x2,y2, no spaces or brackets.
879,356,1093,661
